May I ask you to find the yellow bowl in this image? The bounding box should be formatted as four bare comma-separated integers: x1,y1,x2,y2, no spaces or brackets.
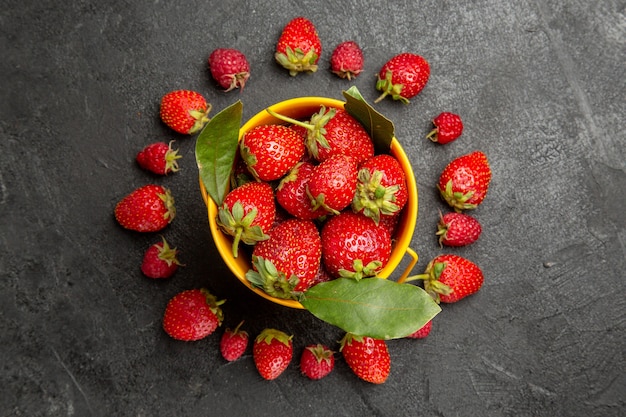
200,97,418,309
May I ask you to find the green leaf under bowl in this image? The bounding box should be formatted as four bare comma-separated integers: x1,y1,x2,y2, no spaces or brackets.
343,86,395,154
195,100,243,206
301,277,441,340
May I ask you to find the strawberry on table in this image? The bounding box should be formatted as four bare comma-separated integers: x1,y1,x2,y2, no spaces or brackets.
307,154,359,215
162,288,225,341
300,344,334,380
141,236,182,279
253,328,293,380
330,40,364,80
406,320,432,339
340,333,390,384
437,211,482,247
375,53,430,104
114,184,176,232
208,48,250,92
426,112,463,145
216,181,276,258
136,141,181,175
275,16,321,76
159,89,211,135
220,320,249,362
438,151,492,211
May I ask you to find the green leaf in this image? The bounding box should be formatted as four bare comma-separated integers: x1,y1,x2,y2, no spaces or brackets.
343,86,395,154
301,278,441,340
195,100,243,206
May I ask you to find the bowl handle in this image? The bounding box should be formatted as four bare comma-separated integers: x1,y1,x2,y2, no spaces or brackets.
396,247,419,284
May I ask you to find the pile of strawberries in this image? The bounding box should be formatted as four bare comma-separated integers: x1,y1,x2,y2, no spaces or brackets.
112,15,493,384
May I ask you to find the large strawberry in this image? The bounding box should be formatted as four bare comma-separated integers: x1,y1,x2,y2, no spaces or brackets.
247,218,322,298
321,211,391,279
300,344,334,380
438,151,492,211
159,90,211,135
216,181,276,258
253,328,293,380
330,40,364,80
436,211,482,247
275,16,321,76
352,154,408,225
114,184,176,232
208,47,250,92
136,141,181,175
307,154,358,215
408,254,484,303
340,333,390,384
240,124,305,181
162,288,225,341
141,236,182,279
374,53,430,104
276,162,327,220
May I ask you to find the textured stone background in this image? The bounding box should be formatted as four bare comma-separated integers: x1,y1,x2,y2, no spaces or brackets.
1,0,625,416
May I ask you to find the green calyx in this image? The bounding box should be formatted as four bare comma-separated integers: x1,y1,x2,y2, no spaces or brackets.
157,188,176,223
216,202,269,258
374,70,409,104
352,169,400,225
338,259,382,281
306,187,339,216
255,328,293,346
404,260,453,304
200,288,226,325
188,104,212,134
164,140,182,173
274,46,319,76
156,236,182,266
438,179,477,212
246,256,300,300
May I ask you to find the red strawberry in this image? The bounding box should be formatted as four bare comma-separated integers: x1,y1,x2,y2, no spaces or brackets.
340,333,390,384
141,236,182,279
352,154,408,225
276,162,327,220
248,218,322,298
208,48,250,92
240,124,305,181
408,254,484,303
114,184,176,232
307,154,359,215
406,320,432,339
275,16,321,76
374,53,430,104
253,328,293,380
162,288,225,341
436,211,482,247
220,320,249,362
159,90,211,135
216,181,276,258
300,344,334,380
438,151,492,211
321,211,391,279
426,112,463,145
136,141,181,175
378,212,400,238
330,40,364,80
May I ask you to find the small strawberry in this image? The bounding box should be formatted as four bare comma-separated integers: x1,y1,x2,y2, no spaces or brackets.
330,40,364,80
114,184,176,232
159,90,211,135
247,219,322,298
240,124,305,181
374,53,430,104
208,48,250,92
136,141,181,175
216,181,276,258
426,112,463,145
275,16,321,76
141,236,182,279
406,320,432,339
436,211,482,247
352,154,408,225
407,254,484,303
307,154,359,215
340,333,390,384
276,162,327,220
220,320,249,362
321,211,391,279
300,344,334,380
162,288,225,341
253,328,293,380
438,151,492,211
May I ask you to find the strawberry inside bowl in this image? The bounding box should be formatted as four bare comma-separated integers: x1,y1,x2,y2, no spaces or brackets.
199,95,418,309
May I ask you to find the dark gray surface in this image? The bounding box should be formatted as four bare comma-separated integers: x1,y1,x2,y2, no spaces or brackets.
2,0,625,416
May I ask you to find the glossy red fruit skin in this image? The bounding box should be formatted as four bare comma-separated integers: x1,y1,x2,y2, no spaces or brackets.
406,320,432,339
275,16,321,76
253,328,293,380
426,254,484,303
220,321,248,362
307,154,358,215
276,162,327,220
340,333,390,384
438,151,492,212
136,141,181,175
375,53,430,103
208,48,250,92
114,185,176,232
330,40,364,80
437,212,482,247
162,289,224,341
300,344,334,380
427,112,463,145
313,108,374,165
159,90,210,135
141,237,181,279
